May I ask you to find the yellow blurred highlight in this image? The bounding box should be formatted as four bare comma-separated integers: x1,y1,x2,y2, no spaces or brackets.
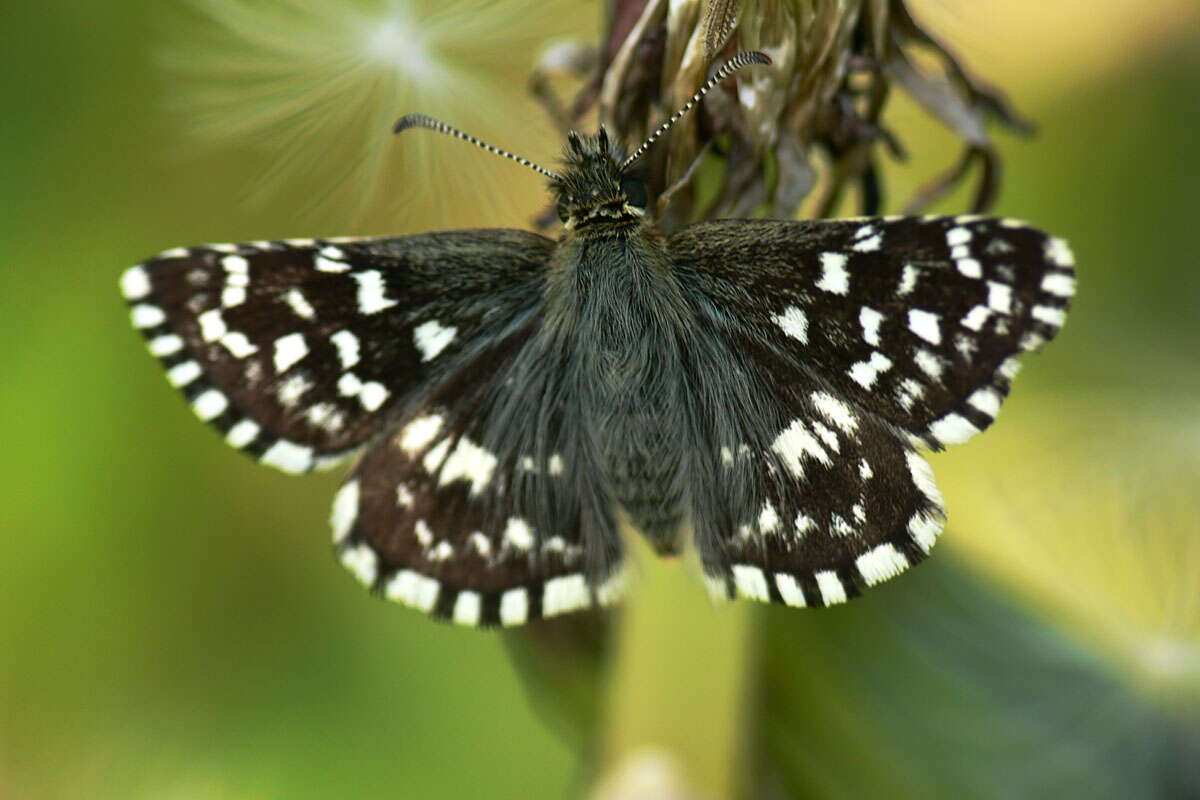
935,390,1200,705
915,0,1200,104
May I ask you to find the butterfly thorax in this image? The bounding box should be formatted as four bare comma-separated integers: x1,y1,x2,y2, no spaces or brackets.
543,217,692,553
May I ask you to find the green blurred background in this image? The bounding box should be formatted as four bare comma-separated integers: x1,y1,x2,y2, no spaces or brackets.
1,1,1198,797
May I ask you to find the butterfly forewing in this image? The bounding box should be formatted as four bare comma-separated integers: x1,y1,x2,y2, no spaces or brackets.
121,231,553,473
671,216,1076,450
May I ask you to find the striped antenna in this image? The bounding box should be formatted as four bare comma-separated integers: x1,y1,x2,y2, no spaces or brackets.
619,51,771,172
395,114,562,181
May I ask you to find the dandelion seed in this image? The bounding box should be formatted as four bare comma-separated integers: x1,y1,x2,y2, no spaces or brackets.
165,0,581,226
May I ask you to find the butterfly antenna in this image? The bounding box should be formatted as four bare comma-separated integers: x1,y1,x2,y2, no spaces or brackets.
395,113,562,181
619,51,771,172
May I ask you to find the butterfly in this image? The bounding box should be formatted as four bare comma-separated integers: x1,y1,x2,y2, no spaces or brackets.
120,52,1075,626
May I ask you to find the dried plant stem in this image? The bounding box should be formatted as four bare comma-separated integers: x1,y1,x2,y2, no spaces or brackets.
598,535,754,798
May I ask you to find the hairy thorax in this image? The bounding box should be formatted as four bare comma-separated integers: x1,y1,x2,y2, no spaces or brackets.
546,223,692,551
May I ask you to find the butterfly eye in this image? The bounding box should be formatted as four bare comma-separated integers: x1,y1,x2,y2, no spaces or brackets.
620,175,647,209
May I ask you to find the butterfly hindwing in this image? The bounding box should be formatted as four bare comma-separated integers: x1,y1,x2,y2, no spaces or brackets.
330,315,628,627
671,216,1075,450
121,231,553,472
692,373,945,607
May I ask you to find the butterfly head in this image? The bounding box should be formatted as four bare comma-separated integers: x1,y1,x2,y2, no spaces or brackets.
551,127,648,229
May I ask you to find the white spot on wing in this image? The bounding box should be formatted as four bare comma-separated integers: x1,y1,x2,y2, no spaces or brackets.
758,502,781,534
453,591,482,625
732,565,770,601
898,265,918,295
148,334,184,356
121,266,151,300
166,360,202,388
956,258,983,278
859,307,884,346
1041,272,1076,298
437,436,498,494
221,286,247,308
772,419,831,478
905,451,943,507
811,392,858,432
225,419,260,448
499,588,529,626
384,570,439,611
947,226,972,246
315,246,350,273
1032,305,1066,327
772,305,808,343
413,519,433,547
907,309,941,344
815,571,847,605
306,402,344,432
544,574,590,617
914,349,942,380
468,532,491,557
413,320,457,361
908,513,942,554
330,480,359,544
260,440,313,473
220,331,258,358
961,305,992,331
277,373,313,407
273,332,308,373
968,387,1003,418
330,330,360,369
340,544,378,586
191,389,228,421
815,252,850,295
930,413,981,445
422,439,450,472
852,233,882,252
283,288,316,319
775,574,806,607
856,544,910,585
352,270,398,313
848,351,893,389
987,282,1013,314
1045,237,1074,267
503,517,535,551
358,381,389,412
198,309,227,342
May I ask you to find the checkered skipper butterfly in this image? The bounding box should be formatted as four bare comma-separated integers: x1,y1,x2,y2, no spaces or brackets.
121,53,1075,626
